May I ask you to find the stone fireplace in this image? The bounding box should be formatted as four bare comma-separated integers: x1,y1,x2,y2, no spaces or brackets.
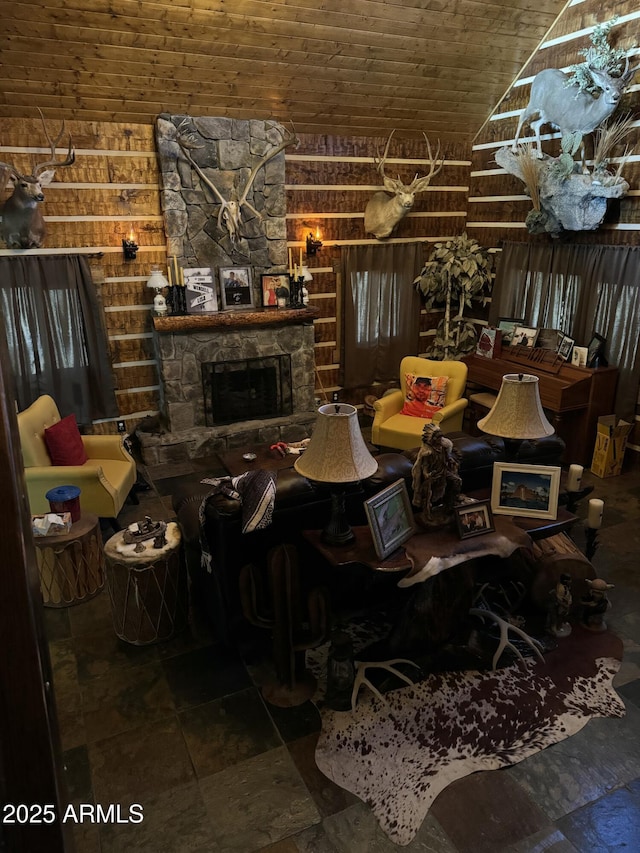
137,115,319,465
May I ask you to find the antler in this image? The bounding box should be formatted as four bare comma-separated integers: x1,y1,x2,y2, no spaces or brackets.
175,118,299,242
373,129,397,181
33,107,75,176
407,133,445,193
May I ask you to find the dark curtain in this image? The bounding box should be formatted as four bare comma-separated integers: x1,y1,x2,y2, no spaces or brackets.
341,243,422,387
489,242,640,419
0,255,118,424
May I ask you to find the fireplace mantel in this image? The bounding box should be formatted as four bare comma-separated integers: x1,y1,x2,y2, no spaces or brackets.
153,306,319,333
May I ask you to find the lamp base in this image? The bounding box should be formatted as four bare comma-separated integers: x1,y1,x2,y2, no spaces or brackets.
321,489,355,546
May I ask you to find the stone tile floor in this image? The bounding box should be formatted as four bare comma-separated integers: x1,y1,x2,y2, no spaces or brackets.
44,455,640,852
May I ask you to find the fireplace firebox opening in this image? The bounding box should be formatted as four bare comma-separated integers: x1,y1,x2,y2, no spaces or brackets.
202,355,293,426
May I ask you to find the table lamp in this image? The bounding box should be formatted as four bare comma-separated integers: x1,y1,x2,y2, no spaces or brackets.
294,403,378,545
147,266,170,315
477,373,554,457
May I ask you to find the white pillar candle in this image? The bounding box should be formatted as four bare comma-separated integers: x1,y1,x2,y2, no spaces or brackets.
567,464,584,491
588,498,604,529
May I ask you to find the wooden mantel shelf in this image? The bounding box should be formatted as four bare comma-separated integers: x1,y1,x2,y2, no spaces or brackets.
153,306,319,333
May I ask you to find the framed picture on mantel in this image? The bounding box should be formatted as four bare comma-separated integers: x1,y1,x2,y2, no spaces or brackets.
219,266,254,311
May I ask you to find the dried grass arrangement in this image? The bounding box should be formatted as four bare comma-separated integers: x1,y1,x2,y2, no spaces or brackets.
517,144,542,210
593,114,636,179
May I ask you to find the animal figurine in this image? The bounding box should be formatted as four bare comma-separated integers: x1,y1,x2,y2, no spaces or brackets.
580,577,614,632
547,573,573,638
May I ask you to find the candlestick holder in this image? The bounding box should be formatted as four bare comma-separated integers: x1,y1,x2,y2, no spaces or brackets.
288,275,305,308
167,285,187,315
585,526,599,562
563,483,594,513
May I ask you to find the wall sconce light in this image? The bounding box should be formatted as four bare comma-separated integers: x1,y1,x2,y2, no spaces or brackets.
306,229,323,256
122,229,139,261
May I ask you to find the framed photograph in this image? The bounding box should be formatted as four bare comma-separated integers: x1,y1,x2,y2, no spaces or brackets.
512,325,539,348
261,273,290,308
497,317,525,346
455,499,495,540
572,345,588,367
557,333,574,361
184,267,218,313
219,266,254,310
587,333,606,367
491,462,561,520
536,328,563,351
476,327,502,359
364,478,416,560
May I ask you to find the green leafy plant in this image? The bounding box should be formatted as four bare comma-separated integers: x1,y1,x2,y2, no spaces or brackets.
413,232,493,359
566,19,629,94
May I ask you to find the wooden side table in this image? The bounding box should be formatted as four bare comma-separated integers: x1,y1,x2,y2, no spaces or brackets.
34,513,105,607
104,522,188,645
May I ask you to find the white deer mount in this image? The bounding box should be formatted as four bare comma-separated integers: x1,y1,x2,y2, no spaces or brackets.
176,119,299,243
0,108,75,249
364,130,444,239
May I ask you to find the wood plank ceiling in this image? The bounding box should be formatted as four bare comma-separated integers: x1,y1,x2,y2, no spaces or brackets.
1,0,569,143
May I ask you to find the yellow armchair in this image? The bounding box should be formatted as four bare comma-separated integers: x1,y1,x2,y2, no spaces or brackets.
371,356,468,450
17,394,137,520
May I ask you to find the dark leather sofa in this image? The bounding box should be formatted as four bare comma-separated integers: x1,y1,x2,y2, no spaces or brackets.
172,431,566,644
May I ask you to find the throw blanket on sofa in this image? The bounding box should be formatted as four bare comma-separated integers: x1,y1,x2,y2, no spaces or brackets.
199,469,277,573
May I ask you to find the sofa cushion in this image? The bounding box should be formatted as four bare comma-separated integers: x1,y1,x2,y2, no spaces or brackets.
44,414,88,466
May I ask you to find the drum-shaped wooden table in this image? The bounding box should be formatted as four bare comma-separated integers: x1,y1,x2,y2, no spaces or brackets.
34,513,105,607
103,522,188,645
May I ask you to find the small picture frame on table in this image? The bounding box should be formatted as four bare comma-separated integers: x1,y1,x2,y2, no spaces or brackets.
364,479,415,560
455,499,495,540
587,333,607,367
497,317,525,346
219,266,254,310
261,273,291,308
571,345,588,367
491,462,561,520
512,325,539,348
476,327,502,358
557,333,574,361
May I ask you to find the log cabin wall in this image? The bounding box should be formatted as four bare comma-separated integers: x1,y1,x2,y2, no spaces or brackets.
0,118,167,435
1,120,472,429
469,0,640,451
287,133,472,408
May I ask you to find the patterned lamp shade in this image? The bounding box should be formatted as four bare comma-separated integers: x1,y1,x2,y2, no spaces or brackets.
478,373,554,439
294,403,378,483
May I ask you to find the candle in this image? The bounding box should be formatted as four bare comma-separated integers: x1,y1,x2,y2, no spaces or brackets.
567,464,583,492
167,264,173,286
299,247,303,268
173,255,179,284
179,267,184,286
288,248,293,275
588,499,604,529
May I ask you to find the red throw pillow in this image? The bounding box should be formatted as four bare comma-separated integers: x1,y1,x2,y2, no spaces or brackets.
401,374,449,419
44,414,88,466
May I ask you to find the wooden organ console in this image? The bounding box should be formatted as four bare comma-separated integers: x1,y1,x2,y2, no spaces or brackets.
463,348,618,466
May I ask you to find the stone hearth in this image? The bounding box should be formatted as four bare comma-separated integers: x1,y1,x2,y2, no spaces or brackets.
138,308,319,465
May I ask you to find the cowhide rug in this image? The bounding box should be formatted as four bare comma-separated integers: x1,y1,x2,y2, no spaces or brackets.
313,626,625,847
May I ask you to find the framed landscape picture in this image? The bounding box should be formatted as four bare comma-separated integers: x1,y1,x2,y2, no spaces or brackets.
219,266,254,310
364,478,415,560
491,462,560,520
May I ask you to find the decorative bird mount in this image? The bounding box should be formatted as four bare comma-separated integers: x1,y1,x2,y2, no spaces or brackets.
0,109,75,249
175,119,299,244
364,130,444,239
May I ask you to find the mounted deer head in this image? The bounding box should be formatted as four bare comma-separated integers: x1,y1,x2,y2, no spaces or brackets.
0,109,75,249
176,119,299,244
364,130,444,239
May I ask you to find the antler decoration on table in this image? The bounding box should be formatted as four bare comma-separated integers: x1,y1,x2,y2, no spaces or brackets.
175,118,299,243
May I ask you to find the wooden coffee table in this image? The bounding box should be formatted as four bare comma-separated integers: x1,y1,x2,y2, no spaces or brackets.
218,444,299,476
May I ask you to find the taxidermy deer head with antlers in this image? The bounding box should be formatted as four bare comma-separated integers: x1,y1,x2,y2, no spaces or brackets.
364,130,444,239
0,108,75,249
175,119,299,244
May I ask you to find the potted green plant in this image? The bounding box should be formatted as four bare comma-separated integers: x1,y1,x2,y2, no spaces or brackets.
414,232,493,359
